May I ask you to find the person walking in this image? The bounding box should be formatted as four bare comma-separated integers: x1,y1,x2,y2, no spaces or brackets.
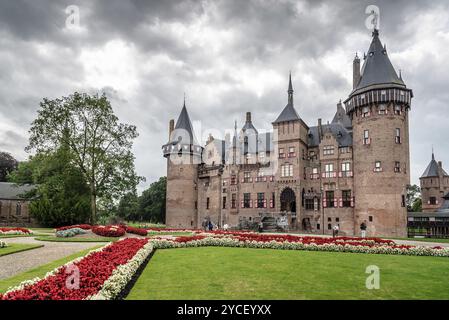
258,221,264,233
360,221,367,238
333,224,340,237
208,220,213,231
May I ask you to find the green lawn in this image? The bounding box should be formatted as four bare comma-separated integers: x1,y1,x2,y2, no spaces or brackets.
127,247,449,300
0,244,44,257
0,246,102,293
147,231,193,237
0,234,35,239
34,236,118,242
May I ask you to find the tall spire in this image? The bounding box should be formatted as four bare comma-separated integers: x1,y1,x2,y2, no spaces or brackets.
288,72,294,106
432,145,435,161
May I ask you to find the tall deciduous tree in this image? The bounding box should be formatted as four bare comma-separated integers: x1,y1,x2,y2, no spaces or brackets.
0,151,18,182
138,177,166,223
27,92,143,223
406,184,422,212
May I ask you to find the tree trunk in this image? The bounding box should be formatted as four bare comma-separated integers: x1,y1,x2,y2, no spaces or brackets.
90,186,97,224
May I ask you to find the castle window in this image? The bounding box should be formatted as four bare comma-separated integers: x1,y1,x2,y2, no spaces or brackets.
325,191,335,207
429,197,437,205
363,130,371,145
206,198,210,209
281,164,293,177
317,223,320,230
328,217,332,222
222,196,227,209
374,161,382,172
230,175,237,185
340,162,352,177
323,146,334,155
328,224,332,230
231,194,236,209
310,167,319,180
378,104,387,115
342,190,352,207
256,170,265,182
243,171,252,183
394,161,401,173
381,90,387,101
279,148,285,159
394,105,402,115
288,147,296,158
323,164,335,178
305,199,314,210
339,147,350,154
369,216,373,222
362,106,370,117
257,193,265,208
243,193,251,208
195,201,198,210
402,195,406,207
16,203,22,216
271,192,275,208
395,128,401,144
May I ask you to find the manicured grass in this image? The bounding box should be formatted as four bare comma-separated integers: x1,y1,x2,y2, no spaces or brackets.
147,232,193,237
0,234,35,239
0,246,103,293
127,247,449,300
34,236,118,243
0,244,44,257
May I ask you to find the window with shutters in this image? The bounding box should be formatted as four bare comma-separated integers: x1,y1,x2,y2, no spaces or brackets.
243,193,251,208
257,193,265,208
325,191,335,207
342,190,352,207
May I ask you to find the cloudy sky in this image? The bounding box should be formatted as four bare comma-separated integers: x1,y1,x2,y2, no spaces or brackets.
0,0,448,191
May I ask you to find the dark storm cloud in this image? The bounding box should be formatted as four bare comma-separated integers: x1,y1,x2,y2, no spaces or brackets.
0,0,448,189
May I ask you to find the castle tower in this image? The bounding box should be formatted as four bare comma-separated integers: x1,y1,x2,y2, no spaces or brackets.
162,99,203,228
420,151,449,212
344,29,413,237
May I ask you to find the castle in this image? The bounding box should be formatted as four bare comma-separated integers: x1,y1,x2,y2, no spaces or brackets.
162,28,413,237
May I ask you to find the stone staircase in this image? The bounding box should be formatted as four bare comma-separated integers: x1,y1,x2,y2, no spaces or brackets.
262,216,278,232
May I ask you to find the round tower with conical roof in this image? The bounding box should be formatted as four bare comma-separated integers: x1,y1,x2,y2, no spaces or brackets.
344,29,413,237
162,99,203,228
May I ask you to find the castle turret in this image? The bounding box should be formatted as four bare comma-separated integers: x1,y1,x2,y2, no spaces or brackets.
420,151,449,212
162,99,202,228
344,28,413,237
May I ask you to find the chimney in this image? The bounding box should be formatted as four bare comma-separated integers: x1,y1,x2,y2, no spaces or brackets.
353,53,361,89
439,161,443,169
169,119,174,138
318,118,323,142
246,112,252,123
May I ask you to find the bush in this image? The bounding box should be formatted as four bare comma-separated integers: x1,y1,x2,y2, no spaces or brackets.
125,226,148,236
0,240,6,248
56,228,87,238
92,225,126,237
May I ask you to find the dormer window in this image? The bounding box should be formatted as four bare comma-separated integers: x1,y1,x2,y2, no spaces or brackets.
362,106,370,117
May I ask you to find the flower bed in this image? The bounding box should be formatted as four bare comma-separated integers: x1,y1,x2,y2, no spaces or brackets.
125,226,148,236
0,227,34,236
56,224,92,232
146,228,200,234
0,238,152,300
152,234,449,258
0,240,6,248
92,225,126,238
56,228,87,238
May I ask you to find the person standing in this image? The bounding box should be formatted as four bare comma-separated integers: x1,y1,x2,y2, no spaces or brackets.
258,221,264,233
360,221,367,238
208,220,213,231
333,224,339,237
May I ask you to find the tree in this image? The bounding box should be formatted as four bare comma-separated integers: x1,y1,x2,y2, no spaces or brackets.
0,151,18,182
138,177,166,223
9,147,91,226
406,184,422,212
117,191,139,221
26,92,143,223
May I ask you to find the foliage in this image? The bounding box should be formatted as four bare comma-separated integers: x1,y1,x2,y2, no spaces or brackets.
406,184,422,212
117,191,139,221
55,228,87,238
26,92,143,223
137,177,166,223
9,147,92,227
0,151,18,182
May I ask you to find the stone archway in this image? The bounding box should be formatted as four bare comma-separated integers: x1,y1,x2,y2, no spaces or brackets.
280,187,296,213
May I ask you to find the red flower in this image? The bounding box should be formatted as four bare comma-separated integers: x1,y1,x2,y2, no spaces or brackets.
91,225,126,237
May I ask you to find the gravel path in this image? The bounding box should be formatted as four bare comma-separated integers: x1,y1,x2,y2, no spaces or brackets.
0,237,107,280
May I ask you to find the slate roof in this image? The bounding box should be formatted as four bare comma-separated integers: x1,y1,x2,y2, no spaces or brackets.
354,29,405,92
168,103,199,146
438,192,449,213
308,123,353,147
273,103,300,123
420,154,449,178
331,102,352,129
242,121,258,134
0,182,35,200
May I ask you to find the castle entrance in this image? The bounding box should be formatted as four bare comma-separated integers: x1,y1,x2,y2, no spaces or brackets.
280,187,296,213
